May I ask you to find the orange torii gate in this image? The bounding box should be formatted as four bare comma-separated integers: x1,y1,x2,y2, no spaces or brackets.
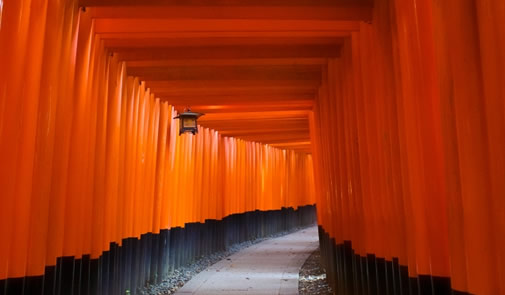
0,0,504,294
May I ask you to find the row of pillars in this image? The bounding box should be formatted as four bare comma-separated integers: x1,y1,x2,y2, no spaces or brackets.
311,0,505,294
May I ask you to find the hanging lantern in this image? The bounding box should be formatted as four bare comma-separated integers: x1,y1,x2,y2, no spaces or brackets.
174,108,204,135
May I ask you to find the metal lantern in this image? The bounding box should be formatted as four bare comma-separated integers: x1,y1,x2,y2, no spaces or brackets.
173,109,204,135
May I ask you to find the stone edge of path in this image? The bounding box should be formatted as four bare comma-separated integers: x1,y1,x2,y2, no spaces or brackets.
298,248,333,295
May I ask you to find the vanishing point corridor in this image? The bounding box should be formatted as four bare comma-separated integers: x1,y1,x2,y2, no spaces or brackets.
1,0,504,294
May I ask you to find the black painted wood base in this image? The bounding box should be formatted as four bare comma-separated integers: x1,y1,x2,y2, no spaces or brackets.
318,226,471,295
0,205,316,295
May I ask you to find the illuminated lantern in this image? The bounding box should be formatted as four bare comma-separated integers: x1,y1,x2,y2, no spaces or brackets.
174,109,204,135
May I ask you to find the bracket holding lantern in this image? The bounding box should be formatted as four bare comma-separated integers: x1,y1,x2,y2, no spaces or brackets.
174,108,204,135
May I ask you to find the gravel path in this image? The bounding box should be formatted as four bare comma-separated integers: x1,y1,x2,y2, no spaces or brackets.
298,248,333,295
138,225,315,295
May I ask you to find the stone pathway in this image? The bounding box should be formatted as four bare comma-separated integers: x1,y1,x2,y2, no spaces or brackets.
174,226,319,295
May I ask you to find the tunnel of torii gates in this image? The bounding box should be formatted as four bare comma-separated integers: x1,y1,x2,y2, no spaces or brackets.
0,0,504,295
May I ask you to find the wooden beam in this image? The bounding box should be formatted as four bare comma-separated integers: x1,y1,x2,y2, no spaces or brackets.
127,65,322,81
218,128,310,135
145,81,319,102
201,121,309,133
94,19,360,34
199,110,309,121
158,91,316,100
172,99,313,109
201,118,308,127
81,0,372,7
222,133,311,142
126,58,327,67
99,31,350,40
270,141,312,146
274,142,312,146
270,141,312,152
188,106,313,113
88,6,372,21
145,80,320,90
218,134,310,146
104,37,345,48
174,102,313,112
164,93,314,102
113,44,340,60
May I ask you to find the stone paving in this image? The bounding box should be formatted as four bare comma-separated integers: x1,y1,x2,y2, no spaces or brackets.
175,226,319,295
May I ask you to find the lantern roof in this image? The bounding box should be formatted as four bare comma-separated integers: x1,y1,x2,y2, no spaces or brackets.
174,109,204,119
